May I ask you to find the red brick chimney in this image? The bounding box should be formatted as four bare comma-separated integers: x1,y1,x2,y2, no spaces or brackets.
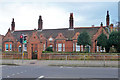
11,18,15,31
38,15,43,30
69,13,74,29
106,11,110,27
100,22,103,27
8,28,10,32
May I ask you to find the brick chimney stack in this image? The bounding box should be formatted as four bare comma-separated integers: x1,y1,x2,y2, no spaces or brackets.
11,18,15,31
106,11,110,27
8,28,10,32
38,15,43,30
69,13,74,29
100,22,103,27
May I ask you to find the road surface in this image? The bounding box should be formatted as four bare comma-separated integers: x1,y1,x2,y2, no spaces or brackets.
1,65,119,80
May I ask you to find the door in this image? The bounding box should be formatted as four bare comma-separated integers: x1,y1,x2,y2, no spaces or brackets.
31,46,37,59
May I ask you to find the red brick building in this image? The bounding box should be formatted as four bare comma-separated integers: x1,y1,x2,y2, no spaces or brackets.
2,11,113,59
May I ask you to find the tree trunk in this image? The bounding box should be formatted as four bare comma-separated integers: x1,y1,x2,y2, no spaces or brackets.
83,45,85,52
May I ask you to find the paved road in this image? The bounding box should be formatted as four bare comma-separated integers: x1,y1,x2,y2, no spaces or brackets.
2,65,118,80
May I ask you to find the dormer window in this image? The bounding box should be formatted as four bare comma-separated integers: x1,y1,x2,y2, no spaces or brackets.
49,37,53,41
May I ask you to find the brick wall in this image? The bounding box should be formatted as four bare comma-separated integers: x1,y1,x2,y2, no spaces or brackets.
65,40,73,52
41,53,119,60
2,53,28,59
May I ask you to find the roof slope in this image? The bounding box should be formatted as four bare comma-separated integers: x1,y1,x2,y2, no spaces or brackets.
12,27,101,41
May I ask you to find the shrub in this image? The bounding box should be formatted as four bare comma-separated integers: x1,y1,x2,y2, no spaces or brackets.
45,47,53,52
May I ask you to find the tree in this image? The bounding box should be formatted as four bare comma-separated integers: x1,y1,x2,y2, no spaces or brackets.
105,39,111,53
77,31,91,52
109,31,118,46
97,33,107,52
109,31,120,52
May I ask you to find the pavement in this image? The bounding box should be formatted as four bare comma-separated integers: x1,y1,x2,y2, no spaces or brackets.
2,60,119,67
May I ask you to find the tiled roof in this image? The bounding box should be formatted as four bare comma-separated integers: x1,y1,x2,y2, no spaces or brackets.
12,27,101,41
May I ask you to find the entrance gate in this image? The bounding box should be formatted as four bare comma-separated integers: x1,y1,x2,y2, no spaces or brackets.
28,42,43,60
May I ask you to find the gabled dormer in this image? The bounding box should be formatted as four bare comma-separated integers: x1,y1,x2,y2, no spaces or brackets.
55,33,66,40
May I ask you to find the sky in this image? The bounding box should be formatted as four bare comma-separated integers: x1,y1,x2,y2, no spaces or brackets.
0,0,119,35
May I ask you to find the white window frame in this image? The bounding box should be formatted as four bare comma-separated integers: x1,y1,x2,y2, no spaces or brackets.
103,48,105,52
43,44,45,51
49,45,53,47
76,43,80,51
58,43,62,51
10,44,12,51
100,46,105,52
97,46,99,52
100,46,102,52
49,38,53,41
5,44,9,51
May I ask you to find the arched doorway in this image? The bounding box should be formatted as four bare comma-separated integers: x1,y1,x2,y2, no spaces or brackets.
27,31,43,59
27,42,43,60
31,44,38,59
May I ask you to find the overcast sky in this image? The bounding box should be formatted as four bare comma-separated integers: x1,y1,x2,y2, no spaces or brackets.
0,0,119,35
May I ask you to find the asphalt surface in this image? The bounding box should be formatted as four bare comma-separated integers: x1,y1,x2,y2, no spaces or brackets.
1,65,119,80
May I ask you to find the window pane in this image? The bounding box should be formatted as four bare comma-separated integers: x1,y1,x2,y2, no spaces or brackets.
49,45,52,47
58,43,62,51
5,44,8,51
97,46,99,52
76,43,80,51
10,44,12,51
43,44,45,51
89,46,90,52
49,38,53,41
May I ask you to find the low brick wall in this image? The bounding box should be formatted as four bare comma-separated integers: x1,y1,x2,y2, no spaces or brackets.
2,53,28,59
41,53,119,60
1,52,119,60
